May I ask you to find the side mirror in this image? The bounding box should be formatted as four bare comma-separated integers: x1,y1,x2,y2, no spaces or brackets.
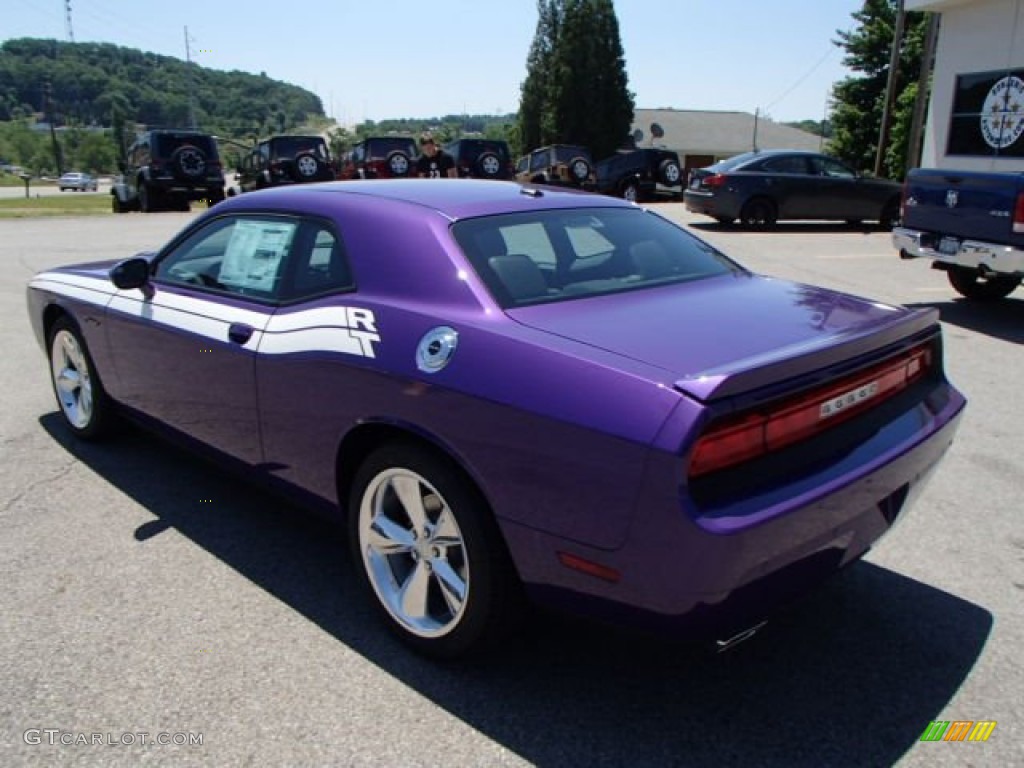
110,257,150,290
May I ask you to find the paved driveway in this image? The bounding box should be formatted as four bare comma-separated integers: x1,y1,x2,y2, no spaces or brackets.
0,208,1019,767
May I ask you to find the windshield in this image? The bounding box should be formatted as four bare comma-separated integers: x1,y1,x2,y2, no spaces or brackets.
272,137,328,160
551,146,591,163
367,138,417,159
154,133,218,158
453,208,738,308
707,152,761,172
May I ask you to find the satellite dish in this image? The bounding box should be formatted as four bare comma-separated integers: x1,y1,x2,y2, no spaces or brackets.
632,129,644,143
650,122,664,139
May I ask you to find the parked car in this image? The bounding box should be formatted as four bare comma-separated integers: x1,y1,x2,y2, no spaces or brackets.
684,150,902,228
595,148,683,202
514,144,596,189
112,129,225,213
894,167,1024,300
338,137,418,179
58,172,99,192
27,179,965,659
236,135,334,192
442,138,514,179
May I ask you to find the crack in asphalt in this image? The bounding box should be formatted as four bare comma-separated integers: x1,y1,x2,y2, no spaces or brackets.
0,458,78,516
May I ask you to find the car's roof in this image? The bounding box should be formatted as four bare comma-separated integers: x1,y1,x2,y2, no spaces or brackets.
219,179,628,220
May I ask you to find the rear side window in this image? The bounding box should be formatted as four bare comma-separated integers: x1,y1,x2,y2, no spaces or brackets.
453,208,738,308
367,138,417,159
154,133,218,158
760,155,809,174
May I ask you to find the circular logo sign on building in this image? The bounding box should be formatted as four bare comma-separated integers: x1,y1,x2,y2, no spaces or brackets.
980,75,1024,149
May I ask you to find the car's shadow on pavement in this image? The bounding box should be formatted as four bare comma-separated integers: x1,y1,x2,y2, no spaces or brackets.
688,221,892,235
907,298,1024,344
41,414,993,768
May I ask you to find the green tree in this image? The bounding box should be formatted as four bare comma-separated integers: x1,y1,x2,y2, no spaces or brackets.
829,0,926,179
517,0,634,159
517,0,563,155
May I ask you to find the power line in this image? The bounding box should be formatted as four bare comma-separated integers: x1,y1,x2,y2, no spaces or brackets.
764,43,840,113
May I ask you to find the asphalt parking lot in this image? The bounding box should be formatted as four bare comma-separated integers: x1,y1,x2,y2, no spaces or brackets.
1,205,1021,767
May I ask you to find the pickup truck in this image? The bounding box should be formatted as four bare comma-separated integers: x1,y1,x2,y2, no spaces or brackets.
893,168,1024,300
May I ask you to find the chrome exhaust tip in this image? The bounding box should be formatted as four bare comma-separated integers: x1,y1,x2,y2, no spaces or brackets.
715,621,767,653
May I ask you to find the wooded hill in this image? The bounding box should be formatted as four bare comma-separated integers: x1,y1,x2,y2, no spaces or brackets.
0,37,324,137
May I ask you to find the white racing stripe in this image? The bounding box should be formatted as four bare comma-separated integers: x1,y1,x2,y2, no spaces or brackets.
32,272,381,359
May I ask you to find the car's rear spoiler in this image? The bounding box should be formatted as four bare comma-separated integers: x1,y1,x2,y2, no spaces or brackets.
673,307,941,402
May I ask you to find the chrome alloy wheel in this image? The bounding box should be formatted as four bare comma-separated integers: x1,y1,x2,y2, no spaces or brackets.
50,328,93,429
358,468,470,638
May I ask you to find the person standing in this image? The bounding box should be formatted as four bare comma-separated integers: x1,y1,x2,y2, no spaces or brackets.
415,134,457,178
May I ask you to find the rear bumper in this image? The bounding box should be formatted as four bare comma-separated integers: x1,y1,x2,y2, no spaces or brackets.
505,379,966,639
683,189,738,218
893,226,1024,275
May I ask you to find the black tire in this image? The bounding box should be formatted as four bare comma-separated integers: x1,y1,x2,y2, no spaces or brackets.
658,158,682,186
111,194,125,214
138,182,158,213
475,151,502,179
568,156,592,184
292,152,322,182
386,151,411,178
170,145,207,181
740,197,777,229
621,179,641,203
48,316,113,440
879,198,901,230
947,267,1021,301
348,442,520,659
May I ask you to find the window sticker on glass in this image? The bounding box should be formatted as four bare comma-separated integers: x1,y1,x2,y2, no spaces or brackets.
219,220,297,292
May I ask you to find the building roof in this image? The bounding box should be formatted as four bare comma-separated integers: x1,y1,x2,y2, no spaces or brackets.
630,108,823,156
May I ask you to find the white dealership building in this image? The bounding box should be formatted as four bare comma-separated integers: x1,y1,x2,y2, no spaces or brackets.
911,0,1024,170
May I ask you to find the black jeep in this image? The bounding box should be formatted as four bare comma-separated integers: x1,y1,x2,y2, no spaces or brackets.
236,135,334,192
594,148,683,202
112,130,225,213
442,138,514,179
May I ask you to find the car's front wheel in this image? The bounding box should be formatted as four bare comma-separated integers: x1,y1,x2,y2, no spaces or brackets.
48,317,113,439
348,443,519,659
621,179,640,203
947,267,1022,301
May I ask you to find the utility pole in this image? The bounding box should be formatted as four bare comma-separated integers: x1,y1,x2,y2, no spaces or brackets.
752,107,760,151
184,26,197,130
906,12,940,172
875,0,906,177
44,80,64,175
64,0,74,42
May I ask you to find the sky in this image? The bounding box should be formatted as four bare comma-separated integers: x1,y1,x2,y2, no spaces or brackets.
4,0,867,125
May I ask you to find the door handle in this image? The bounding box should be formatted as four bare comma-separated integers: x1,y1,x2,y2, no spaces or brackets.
228,322,254,345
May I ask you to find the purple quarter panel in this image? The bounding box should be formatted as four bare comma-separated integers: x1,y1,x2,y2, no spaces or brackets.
254,189,683,550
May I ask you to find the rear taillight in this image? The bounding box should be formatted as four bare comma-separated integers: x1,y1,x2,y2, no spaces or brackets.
1013,192,1024,233
689,345,933,477
703,173,727,188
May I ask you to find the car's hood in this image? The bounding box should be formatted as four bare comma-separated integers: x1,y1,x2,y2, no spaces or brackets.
506,273,937,401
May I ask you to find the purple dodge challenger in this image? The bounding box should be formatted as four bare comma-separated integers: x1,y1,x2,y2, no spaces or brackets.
27,180,965,658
